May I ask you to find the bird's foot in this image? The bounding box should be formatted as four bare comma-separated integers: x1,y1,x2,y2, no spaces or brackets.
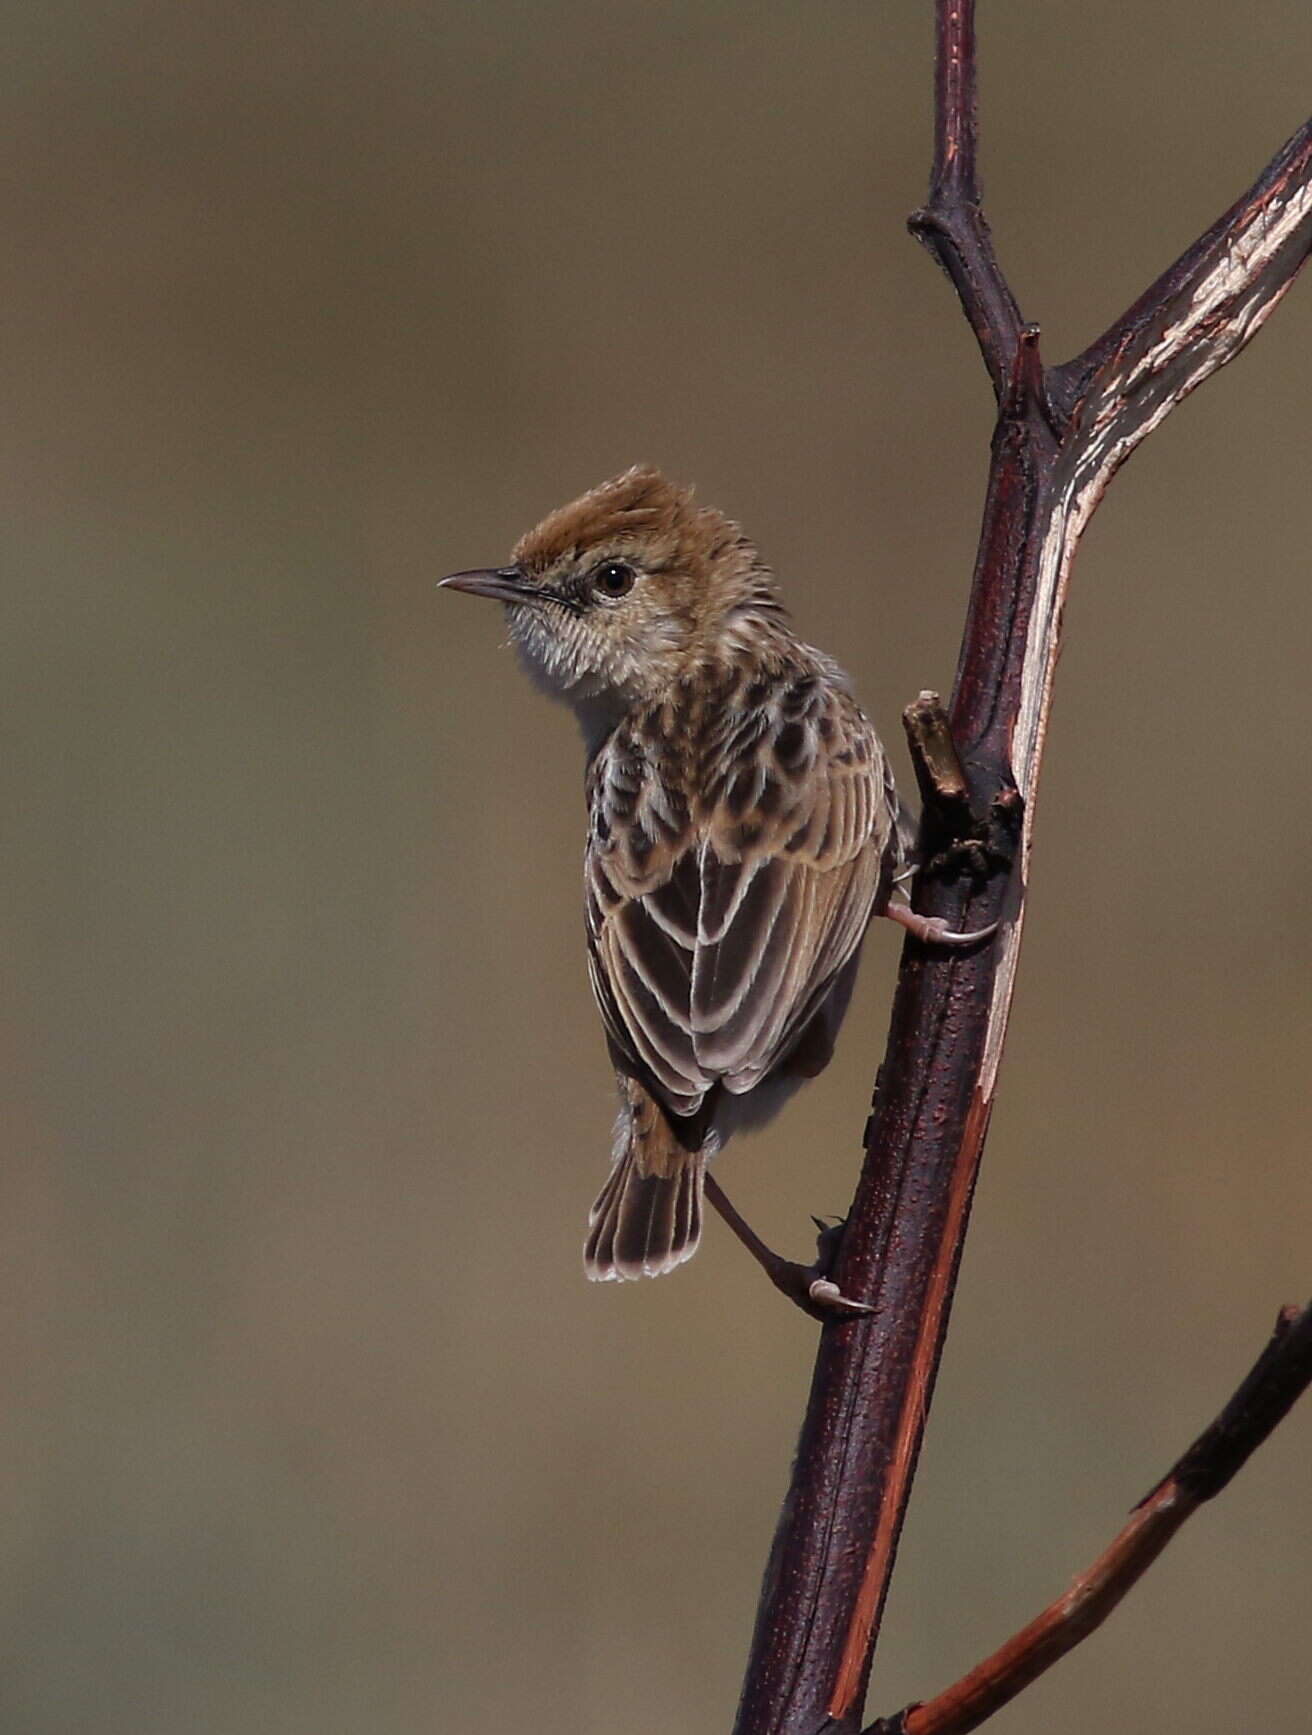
763,1216,874,1321
883,901,998,948
763,1260,875,1320
703,1175,873,1321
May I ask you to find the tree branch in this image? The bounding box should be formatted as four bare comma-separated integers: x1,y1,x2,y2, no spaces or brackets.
908,0,1022,397
861,1302,1312,1735
731,9,1312,1733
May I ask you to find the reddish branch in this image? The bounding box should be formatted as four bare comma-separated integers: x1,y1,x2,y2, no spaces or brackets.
862,1302,1312,1735
732,8,1312,1735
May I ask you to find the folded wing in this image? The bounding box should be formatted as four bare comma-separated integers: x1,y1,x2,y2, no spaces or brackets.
585,672,900,1117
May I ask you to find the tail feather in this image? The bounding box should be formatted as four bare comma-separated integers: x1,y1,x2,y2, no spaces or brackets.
584,1077,707,1282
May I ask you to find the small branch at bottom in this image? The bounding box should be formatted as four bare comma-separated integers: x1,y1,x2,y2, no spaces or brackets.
862,1301,1312,1735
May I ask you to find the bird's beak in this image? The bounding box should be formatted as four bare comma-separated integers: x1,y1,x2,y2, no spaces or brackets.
438,564,537,604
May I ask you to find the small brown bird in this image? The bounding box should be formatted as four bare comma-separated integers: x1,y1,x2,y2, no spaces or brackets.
442,468,988,1311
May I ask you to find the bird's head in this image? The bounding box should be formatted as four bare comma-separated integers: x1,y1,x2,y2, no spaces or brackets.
440,467,784,710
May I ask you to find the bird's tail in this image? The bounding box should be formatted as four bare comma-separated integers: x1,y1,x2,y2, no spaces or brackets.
584,1076,707,1281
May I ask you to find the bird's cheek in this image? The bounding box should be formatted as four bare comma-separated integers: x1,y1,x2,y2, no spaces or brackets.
504,605,546,668
508,609,582,695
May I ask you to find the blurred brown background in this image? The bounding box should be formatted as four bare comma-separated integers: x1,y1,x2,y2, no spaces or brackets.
2,4,1309,1731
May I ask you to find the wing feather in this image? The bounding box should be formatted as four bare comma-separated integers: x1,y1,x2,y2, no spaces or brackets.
585,671,898,1117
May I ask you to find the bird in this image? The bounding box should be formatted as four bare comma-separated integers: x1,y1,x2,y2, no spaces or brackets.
440,466,991,1313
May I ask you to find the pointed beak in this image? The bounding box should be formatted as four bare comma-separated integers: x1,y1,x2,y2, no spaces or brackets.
438,564,536,604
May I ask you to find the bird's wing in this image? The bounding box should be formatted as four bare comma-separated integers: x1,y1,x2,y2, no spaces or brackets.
585,673,899,1116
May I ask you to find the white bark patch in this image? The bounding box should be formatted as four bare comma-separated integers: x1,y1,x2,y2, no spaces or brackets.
978,168,1312,1100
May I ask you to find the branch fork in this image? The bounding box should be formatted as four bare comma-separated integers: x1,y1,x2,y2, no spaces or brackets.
733,7,1312,1733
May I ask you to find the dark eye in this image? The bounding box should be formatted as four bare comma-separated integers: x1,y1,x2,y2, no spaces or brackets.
592,561,636,600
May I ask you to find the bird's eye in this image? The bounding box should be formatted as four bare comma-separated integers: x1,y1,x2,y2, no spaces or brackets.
592,561,636,600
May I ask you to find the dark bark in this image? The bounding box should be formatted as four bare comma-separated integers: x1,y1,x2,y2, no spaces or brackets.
732,9,1312,1733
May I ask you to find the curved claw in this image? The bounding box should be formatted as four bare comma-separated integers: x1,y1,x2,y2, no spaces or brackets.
807,1278,876,1316
922,916,998,946
883,903,998,948
701,1174,874,1322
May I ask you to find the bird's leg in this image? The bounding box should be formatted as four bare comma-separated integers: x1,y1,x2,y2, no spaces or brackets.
702,1172,873,1320
881,900,998,947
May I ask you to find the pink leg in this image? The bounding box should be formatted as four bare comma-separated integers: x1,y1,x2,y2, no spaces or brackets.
703,1173,874,1320
882,901,997,947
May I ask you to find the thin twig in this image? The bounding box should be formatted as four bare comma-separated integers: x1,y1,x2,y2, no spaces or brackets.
862,1303,1312,1735
731,7,1312,1732
908,0,1022,397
